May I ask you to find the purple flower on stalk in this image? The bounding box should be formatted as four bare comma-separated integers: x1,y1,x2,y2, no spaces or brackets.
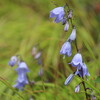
50,7,65,23
60,41,72,57
64,21,69,32
75,63,90,77
64,74,75,85
13,62,30,90
68,27,76,41
69,53,83,68
8,61,16,67
8,56,17,67
75,84,80,93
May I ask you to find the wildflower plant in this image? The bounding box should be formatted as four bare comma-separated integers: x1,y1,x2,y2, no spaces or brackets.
8,55,30,90
49,3,95,100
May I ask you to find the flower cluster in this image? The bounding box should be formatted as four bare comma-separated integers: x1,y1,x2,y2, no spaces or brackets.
8,56,30,90
50,5,90,93
50,6,76,57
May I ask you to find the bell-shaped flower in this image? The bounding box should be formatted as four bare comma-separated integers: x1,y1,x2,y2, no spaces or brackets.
69,53,83,68
75,84,80,93
60,41,72,57
64,74,75,85
64,21,69,32
75,63,90,77
68,27,76,41
8,56,17,67
13,62,29,90
8,61,16,67
50,7,65,23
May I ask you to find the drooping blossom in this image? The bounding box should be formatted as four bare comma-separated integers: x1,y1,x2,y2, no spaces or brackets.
13,62,30,90
69,53,83,68
50,7,65,23
68,27,76,41
75,63,90,77
8,56,17,67
60,41,72,57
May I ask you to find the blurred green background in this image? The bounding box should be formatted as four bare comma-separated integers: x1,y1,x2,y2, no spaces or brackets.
0,0,100,100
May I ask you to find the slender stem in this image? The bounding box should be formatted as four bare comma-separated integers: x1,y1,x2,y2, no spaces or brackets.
82,78,89,100
69,18,74,28
27,75,33,89
27,75,35,99
81,68,89,100
66,4,79,53
74,39,79,52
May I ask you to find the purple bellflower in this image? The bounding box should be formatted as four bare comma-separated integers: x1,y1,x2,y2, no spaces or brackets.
69,53,83,68
75,63,90,77
8,56,17,67
68,27,76,41
50,7,65,23
14,62,29,89
60,41,72,57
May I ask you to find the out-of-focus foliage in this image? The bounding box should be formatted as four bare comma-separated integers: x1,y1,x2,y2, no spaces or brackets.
0,0,100,100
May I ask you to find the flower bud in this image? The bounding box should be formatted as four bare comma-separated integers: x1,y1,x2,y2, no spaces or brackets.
75,84,80,93
8,56,17,67
68,27,76,41
64,74,74,85
68,10,72,19
64,22,69,32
